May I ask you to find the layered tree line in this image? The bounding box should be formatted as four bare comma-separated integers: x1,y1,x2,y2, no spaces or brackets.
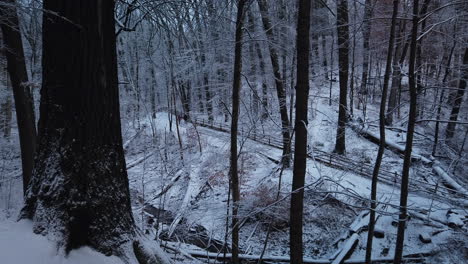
0,0,467,263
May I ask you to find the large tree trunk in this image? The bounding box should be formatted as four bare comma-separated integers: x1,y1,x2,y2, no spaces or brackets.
257,0,291,167
365,0,399,261
229,0,247,263
445,47,468,139
0,0,37,194
19,1,169,263
394,0,419,263
290,0,311,263
334,0,349,155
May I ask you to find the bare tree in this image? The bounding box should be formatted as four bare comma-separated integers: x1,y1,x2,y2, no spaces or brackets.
229,0,248,263
290,0,311,263
394,0,419,262
334,0,349,155
365,0,399,261
257,0,291,167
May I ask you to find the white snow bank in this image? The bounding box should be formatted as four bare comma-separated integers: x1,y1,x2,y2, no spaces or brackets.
0,220,124,264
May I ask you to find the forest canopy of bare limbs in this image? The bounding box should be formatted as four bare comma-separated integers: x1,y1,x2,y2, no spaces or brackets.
0,0,467,264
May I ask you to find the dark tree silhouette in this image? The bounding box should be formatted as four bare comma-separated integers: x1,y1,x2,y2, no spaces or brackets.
334,0,350,154
365,0,399,261
229,0,247,263
290,0,311,263
0,0,37,194
394,0,419,263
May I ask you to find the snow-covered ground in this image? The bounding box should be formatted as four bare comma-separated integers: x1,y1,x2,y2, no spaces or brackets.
1,82,467,263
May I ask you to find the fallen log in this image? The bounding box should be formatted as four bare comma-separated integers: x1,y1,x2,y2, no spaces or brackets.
126,152,155,170
331,233,359,264
432,161,468,195
176,247,427,264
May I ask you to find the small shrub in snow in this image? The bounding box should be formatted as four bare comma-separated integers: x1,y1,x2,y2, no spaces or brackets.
241,182,289,229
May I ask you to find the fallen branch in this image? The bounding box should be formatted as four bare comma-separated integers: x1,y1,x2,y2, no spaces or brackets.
126,152,155,170
146,170,184,204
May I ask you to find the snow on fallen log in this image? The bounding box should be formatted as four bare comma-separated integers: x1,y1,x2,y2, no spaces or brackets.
123,125,146,151
351,122,468,198
167,166,206,238
173,246,427,264
331,233,360,264
432,161,468,195
126,152,155,170
349,123,432,164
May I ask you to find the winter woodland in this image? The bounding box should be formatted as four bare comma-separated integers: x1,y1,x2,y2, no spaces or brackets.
0,0,467,263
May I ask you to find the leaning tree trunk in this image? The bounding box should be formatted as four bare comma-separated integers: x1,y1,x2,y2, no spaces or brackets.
445,47,468,139
0,0,37,194
257,0,291,167
394,0,419,263
229,0,247,263
19,1,169,263
290,0,311,263
334,0,350,155
365,0,399,262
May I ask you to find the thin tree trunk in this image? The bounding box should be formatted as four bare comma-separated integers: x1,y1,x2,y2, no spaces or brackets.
290,0,311,263
415,0,431,119
334,0,350,155
359,0,373,110
445,47,468,139
0,0,37,194
365,0,399,261
432,38,456,155
386,18,407,125
257,0,291,167
321,34,328,80
229,1,247,263
394,0,419,262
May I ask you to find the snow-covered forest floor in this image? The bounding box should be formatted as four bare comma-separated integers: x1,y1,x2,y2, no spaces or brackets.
1,82,466,263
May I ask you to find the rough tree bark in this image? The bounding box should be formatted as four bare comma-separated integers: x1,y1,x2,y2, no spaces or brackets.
19,1,169,263
365,0,399,262
229,0,247,263
0,0,37,194
445,47,468,139
257,0,291,167
394,0,419,262
290,0,311,263
334,0,350,155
